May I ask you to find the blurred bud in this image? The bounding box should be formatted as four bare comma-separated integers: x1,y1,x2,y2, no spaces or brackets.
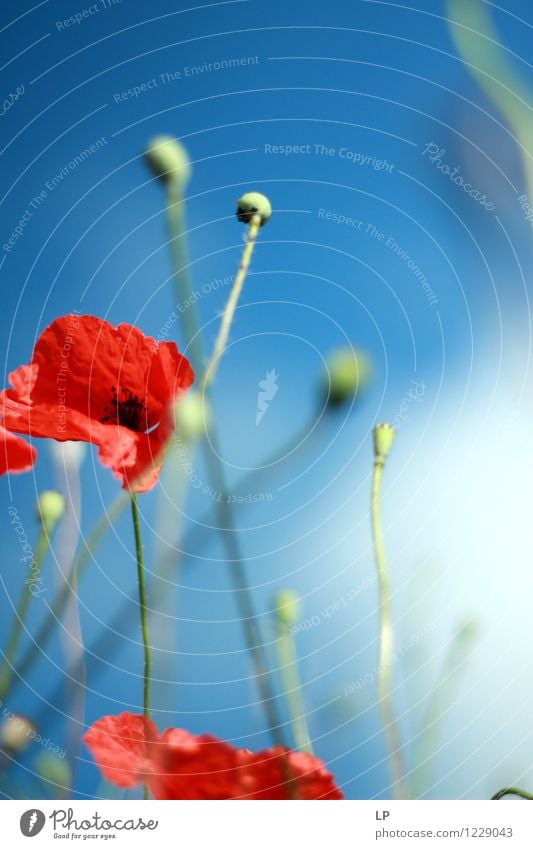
274,590,302,627
447,616,481,671
34,751,71,799
36,490,65,531
373,423,395,461
322,347,372,408
0,713,36,753
50,441,86,471
236,192,271,227
173,390,210,441
454,617,481,652
144,135,191,187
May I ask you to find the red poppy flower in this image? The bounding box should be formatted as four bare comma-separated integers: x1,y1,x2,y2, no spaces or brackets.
0,424,36,476
84,712,343,800
0,315,194,492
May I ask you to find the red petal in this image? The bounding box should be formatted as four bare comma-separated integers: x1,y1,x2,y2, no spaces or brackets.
83,712,158,788
0,425,36,476
0,315,194,490
85,714,343,800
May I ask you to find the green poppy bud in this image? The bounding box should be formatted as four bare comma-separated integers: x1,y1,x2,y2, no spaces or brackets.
173,390,210,441
144,135,191,187
236,192,272,227
0,713,36,753
322,347,372,408
373,423,395,461
36,490,65,531
454,617,481,651
274,589,301,627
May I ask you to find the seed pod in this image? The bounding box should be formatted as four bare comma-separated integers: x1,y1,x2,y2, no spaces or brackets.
36,491,65,531
322,347,372,408
373,423,395,460
236,192,272,227
144,135,191,187
274,589,301,626
0,713,36,753
173,390,210,441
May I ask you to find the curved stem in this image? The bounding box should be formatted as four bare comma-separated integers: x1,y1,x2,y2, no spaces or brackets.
166,182,203,371
130,494,151,801
492,787,533,801
130,495,151,720
193,214,287,747
410,619,478,799
200,214,261,392
205,452,293,795
34,416,324,730
0,526,50,700
53,453,84,792
6,491,129,698
165,199,286,747
161,190,292,793
371,457,406,800
276,620,313,754
201,436,286,748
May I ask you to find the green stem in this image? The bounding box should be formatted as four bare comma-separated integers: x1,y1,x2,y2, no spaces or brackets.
276,621,313,754
492,787,533,801
166,181,203,371
371,456,406,800
195,215,286,742
0,526,51,699
202,438,286,748
130,494,151,801
6,491,129,699
35,416,323,731
447,0,533,204
200,214,261,392
165,196,285,748
130,495,151,719
410,620,478,799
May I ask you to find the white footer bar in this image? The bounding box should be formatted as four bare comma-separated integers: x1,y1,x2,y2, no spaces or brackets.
3,800,532,847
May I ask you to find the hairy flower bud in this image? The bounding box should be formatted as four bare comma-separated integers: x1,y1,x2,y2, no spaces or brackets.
236,192,272,227
274,589,301,627
322,347,372,408
0,713,36,753
36,490,65,531
373,423,395,461
173,390,210,441
144,135,191,187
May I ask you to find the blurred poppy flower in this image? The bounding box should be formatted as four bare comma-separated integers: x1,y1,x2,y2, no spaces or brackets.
0,424,35,476
84,712,343,800
0,315,193,492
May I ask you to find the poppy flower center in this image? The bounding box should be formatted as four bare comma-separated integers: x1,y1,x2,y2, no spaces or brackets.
101,387,147,432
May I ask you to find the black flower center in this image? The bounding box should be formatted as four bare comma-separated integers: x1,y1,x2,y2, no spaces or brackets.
101,387,146,432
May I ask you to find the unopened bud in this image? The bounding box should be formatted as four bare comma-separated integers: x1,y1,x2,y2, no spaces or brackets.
0,713,36,753
173,390,210,441
236,192,271,227
322,347,372,408
144,135,191,187
36,490,65,531
274,590,301,626
455,617,481,650
373,423,395,461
